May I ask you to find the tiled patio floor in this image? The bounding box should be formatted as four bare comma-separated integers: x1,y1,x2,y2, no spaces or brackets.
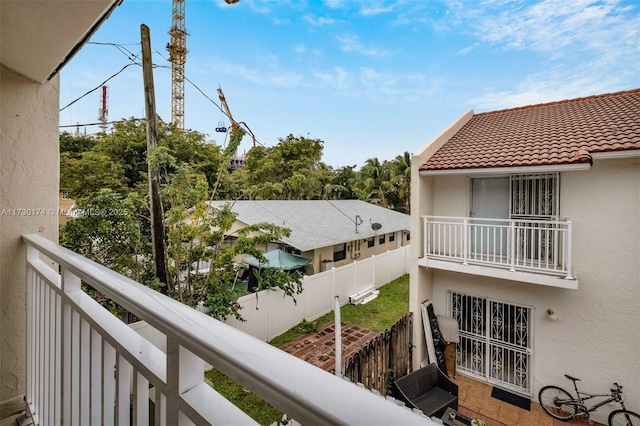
454,374,603,426
281,322,605,426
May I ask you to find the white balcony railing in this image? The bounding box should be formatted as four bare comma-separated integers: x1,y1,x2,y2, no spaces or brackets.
23,234,431,425
422,216,573,279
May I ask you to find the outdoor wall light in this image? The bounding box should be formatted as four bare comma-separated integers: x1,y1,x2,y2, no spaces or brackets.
547,309,558,321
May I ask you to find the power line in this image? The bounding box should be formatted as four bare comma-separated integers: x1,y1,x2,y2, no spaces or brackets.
86,41,141,62
60,47,266,148
59,118,145,128
151,50,264,147
60,62,138,112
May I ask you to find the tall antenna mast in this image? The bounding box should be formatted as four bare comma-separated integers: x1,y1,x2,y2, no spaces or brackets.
98,85,109,132
167,0,187,129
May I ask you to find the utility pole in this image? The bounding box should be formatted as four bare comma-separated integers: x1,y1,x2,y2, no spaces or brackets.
141,24,169,294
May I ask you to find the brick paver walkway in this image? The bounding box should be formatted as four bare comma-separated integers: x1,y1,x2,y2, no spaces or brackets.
280,321,378,374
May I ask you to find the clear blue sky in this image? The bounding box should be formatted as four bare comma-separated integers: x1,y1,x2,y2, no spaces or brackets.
59,0,640,169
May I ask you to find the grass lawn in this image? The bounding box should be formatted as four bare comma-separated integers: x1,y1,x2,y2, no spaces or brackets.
205,274,410,425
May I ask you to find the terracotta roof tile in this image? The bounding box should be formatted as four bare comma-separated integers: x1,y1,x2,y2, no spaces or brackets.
420,88,640,171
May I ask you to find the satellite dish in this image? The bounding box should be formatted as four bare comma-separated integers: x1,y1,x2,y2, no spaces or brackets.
371,223,382,231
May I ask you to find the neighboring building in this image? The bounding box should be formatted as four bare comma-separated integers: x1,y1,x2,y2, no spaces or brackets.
205,200,410,274
58,188,76,227
410,89,639,424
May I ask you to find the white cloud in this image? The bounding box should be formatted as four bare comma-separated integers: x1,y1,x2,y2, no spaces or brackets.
336,35,387,57
207,57,304,88
313,66,434,102
302,15,339,26
360,5,395,17
468,59,636,111
447,0,639,57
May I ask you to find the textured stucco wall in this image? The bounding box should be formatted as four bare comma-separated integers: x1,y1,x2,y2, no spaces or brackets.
424,158,639,424
0,64,59,402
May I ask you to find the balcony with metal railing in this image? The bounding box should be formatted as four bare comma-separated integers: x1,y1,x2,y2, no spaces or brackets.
420,216,578,289
22,233,433,425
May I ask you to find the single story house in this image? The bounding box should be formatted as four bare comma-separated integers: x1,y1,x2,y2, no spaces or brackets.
205,199,411,274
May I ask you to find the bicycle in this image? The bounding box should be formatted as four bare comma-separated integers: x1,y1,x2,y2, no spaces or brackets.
538,374,639,426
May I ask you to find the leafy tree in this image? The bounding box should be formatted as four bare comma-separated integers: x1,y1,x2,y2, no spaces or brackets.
356,157,394,207
60,151,128,199
60,189,148,283
389,151,412,213
159,128,303,321
243,134,326,199
59,132,97,158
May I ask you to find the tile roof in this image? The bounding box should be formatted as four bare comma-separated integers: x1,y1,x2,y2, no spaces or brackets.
206,200,410,252
421,88,640,171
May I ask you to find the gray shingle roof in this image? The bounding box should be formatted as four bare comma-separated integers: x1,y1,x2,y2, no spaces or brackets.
206,200,410,252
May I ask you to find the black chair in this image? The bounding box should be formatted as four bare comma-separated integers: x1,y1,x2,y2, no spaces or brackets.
392,363,458,418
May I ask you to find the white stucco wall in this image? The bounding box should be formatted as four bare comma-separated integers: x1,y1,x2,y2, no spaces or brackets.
0,65,60,402
414,157,640,424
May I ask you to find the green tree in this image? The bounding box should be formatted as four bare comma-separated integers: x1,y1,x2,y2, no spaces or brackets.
60,189,148,283
59,132,97,158
60,151,128,199
244,134,325,199
389,151,412,213
356,157,394,207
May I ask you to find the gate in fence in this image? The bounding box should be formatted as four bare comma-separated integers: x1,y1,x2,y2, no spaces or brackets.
344,313,412,395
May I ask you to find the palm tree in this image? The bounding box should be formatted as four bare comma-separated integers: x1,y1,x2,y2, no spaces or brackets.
390,151,411,213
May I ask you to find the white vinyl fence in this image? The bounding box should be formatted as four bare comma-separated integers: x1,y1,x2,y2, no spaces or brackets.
130,246,409,349
226,246,410,342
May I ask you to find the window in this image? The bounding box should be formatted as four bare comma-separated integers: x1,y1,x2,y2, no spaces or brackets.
61,190,70,199
333,243,346,261
379,234,386,244
389,232,395,242
367,238,375,248
406,232,410,241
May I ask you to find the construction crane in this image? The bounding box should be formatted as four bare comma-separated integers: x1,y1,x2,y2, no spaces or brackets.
167,0,186,129
167,0,240,130
217,85,237,135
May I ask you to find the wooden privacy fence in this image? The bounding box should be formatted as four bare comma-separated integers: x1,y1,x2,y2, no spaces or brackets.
344,313,412,395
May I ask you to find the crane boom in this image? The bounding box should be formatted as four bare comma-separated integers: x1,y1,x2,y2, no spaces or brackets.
217,86,237,134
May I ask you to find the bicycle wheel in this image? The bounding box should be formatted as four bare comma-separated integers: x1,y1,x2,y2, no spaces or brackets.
538,385,576,421
609,409,640,426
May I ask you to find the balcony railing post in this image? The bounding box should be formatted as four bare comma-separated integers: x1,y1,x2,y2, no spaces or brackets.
565,219,573,279
461,218,468,265
509,220,516,272
166,338,205,425
423,216,429,258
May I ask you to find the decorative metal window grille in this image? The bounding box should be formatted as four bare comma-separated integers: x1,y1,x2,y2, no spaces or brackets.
510,173,559,220
449,291,533,396
510,173,560,263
